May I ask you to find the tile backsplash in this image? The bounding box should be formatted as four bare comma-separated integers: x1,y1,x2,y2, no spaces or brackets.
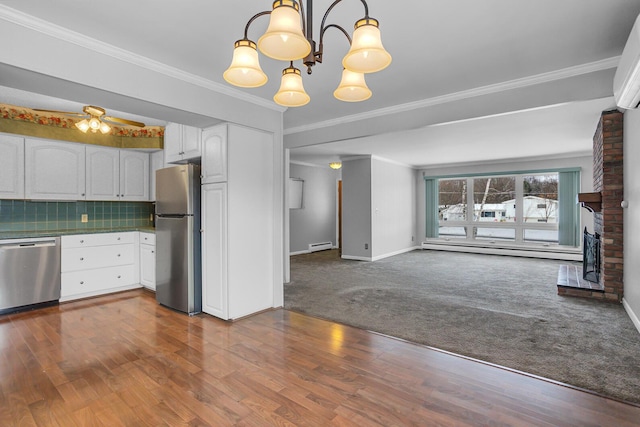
0,199,153,232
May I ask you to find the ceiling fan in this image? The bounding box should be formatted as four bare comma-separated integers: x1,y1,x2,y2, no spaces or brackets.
33,105,145,134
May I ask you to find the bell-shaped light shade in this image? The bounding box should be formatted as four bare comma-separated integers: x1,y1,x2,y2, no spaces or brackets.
258,0,311,61
75,119,90,133
334,69,372,102
329,162,342,170
99,122,111,134
342,18,392,73
273,66,310,107
88,117,101,132
223,40,268,88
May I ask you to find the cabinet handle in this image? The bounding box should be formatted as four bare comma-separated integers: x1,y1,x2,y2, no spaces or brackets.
81,193,85,196
117,275,121,279
80,240,84,243
80,257,84,261
117,237,121,240
80,281,84,284
151,251,154,254
117,254,121,257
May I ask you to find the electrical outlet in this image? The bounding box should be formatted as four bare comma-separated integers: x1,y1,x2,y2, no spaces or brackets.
81,214,88,223
364,243,369,250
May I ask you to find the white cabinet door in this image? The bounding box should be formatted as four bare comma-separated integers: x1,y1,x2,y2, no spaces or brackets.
120,150,149,201
25,139,85,200
201,183,228,319
164,123,201,164
140,243,156,290
181,125,202,160
163,123,182,164
0,134,24,199
86,146,119,200
201,124,227,184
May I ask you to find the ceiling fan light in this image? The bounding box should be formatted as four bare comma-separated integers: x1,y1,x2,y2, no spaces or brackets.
75,119,90,133
334,69,372,102
343,18,392,73
88,117,101,132
273,65,310,107
99,122,111,134
258,0,311,60
224,40,268,87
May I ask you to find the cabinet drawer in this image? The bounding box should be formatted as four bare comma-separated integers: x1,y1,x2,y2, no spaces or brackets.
139,232,155,246
62,232,134,248
61,265,136,298
62,244,134,272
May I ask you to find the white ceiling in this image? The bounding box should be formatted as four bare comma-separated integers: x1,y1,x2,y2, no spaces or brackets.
291,97,616,168
0,1,638,166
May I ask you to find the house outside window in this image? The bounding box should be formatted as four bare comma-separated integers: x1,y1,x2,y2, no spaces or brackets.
430,171,576,247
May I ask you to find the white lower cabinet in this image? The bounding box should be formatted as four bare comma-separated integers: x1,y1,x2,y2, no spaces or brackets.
139,232,156,290
201,183,228,319
61,232,140,301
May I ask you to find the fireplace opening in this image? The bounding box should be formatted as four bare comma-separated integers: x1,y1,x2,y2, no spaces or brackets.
583,227,601,283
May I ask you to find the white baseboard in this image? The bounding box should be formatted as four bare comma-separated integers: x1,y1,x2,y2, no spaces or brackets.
623,298,640,336
341,255,372,261
371,246,421,261
290,250,310,256
291,246,341,256
341,246,420,262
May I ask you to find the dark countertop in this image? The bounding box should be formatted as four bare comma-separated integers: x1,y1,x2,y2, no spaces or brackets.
0,227,155,240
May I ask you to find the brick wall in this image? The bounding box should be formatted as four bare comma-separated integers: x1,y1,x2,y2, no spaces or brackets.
594,110,624,302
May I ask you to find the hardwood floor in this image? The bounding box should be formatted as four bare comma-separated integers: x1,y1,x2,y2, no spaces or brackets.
1,289,638,426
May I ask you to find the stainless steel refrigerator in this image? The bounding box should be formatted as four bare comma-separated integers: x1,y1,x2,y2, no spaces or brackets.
155,164,202,315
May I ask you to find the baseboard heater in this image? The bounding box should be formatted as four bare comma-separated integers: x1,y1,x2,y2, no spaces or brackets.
308,242,332,252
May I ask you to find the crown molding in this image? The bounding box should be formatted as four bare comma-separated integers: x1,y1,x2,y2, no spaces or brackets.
417,150,593,171
284,57,620,136
289,160,327,168
371,155,414,169
0,6,286,113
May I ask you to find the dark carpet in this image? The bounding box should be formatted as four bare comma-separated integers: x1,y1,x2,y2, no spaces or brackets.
284,249,640,405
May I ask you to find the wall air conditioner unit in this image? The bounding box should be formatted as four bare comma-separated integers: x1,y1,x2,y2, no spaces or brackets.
614,14,640,109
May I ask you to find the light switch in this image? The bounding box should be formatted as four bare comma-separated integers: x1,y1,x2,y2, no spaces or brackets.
81,214,88,223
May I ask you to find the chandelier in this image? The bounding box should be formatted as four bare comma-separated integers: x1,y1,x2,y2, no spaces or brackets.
223,0,391,107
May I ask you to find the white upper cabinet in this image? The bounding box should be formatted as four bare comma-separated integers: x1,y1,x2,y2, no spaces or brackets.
164,123,202,164
25,138,86,200
201,124,227,184
0,134,25,199
120,150,150,201
86,145,119,200
86,146,149,201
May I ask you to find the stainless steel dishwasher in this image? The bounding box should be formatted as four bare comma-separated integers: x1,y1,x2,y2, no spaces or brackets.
0,237,61,314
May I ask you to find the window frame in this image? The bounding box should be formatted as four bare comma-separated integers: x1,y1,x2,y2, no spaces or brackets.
425,168,580,248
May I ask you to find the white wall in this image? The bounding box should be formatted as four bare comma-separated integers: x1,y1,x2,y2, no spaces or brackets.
289,163,339,254
371,157,418,259
342,158,372,260
623,109,640,333
416,156,594,241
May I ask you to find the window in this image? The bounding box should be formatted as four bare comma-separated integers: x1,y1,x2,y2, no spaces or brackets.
426,170,578,247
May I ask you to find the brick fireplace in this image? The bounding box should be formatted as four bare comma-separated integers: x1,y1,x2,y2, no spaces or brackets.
558,110,624,302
